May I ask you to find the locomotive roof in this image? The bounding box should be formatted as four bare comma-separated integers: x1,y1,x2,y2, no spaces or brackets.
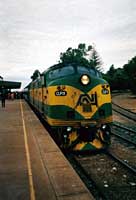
43,63,97,74
42,63,64,74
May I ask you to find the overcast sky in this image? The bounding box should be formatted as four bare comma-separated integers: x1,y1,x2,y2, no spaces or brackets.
0,0,136,89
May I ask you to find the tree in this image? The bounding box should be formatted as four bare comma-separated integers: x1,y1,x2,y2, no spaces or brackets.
88,46,103,71
104,65,129,91
106,65,115,77
59,43,103,72
123,56,136,93
59,45,88,66
103,55,136,93
104,65,116,90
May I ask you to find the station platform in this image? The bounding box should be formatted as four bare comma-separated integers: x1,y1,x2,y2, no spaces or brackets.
0,99,94,200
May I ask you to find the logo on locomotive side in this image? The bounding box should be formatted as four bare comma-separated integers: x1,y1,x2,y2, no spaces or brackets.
76,92,98,107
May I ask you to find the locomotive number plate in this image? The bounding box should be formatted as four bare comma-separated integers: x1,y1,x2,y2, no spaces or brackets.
55,91,67,96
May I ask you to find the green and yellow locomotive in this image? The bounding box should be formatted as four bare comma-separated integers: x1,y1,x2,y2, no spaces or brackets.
27,63,112,151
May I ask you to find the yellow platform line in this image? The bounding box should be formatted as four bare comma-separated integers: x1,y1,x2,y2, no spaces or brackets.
20,100,36,200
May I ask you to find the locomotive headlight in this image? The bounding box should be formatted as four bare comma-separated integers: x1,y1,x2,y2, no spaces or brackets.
81,75,90,85
67,127,72,132
101,124,107,130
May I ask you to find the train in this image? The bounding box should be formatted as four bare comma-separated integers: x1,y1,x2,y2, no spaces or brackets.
25,63,112,151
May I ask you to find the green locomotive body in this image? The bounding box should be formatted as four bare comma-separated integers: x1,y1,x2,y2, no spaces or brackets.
27,64,112,151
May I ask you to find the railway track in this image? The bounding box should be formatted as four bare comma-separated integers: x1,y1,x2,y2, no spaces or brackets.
67,151,136,200
112,102,136,122
107,150,136,174
110,123,136,172
65,121,136,199
111,123,136,146
66,153,106,200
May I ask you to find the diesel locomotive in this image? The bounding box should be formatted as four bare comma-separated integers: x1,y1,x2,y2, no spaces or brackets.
25,63,112,151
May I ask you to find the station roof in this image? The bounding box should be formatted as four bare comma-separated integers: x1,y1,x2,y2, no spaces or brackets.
0,80,21,89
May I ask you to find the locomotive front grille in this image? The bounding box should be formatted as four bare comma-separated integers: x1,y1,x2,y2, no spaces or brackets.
82,104,92,112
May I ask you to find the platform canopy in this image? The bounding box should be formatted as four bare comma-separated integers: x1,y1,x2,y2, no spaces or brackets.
0,80,21,89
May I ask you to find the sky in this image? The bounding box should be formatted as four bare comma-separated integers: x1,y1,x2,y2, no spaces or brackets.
0,0,136,89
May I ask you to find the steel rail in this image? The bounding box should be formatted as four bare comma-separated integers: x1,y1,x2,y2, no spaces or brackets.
106,150,136,174
112,102,136,115
111,131,136,147
112,123,136,134
112,103,136,122
66,154,108,200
